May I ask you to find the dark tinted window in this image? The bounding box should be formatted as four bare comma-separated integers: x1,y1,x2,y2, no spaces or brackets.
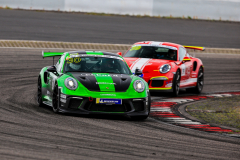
124,46,177,61
64,57,131,74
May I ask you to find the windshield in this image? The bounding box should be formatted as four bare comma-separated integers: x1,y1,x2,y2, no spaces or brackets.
124,46,177,61
64,56,132,74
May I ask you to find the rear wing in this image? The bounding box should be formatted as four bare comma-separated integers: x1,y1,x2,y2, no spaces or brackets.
183,46,205,51
42,51,64,65
42,51,64,58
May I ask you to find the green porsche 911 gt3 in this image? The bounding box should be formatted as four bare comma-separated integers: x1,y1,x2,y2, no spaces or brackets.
38,51,151,119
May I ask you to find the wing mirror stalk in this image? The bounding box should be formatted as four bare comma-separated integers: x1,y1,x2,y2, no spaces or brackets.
47,66,57,73
135,68,143,76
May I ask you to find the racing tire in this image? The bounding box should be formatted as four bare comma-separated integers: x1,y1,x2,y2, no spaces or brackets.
172,70,180,97
52,84,60,113
37,76,44,107
130,92,151,120
187,67,204,94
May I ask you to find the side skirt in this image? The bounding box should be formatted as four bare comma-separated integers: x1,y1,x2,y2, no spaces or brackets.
43,101,52,107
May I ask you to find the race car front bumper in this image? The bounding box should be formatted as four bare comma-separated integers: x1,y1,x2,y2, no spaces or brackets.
58,94,149,116
148,76,173,92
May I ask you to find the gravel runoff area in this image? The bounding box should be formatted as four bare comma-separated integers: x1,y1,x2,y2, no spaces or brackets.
186,95,240,131
1,40,240,54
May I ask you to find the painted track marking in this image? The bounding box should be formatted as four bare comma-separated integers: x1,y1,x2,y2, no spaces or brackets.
150,92,240,137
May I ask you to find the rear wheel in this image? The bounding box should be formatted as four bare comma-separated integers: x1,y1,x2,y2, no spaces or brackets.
187,67,204,94
52,84,59,113
37,77,44,107
172,70,180,97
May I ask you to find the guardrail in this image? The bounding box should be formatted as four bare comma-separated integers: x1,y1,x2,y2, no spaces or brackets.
1,40,240,54
0,0,240,21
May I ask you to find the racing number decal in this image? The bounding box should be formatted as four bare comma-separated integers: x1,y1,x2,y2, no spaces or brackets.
74,57,81,63
181,64,186,76
66,58,73,64
66,57,81,64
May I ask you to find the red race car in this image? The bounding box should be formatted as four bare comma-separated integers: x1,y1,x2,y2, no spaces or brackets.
121,41,204,96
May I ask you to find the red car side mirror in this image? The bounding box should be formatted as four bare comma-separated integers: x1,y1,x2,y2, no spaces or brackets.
182,56,191,62
117,52,122,56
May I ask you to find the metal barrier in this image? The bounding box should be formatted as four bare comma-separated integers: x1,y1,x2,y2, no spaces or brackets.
0,0,240,21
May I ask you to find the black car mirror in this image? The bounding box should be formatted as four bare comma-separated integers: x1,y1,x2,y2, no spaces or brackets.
47,66,57,72
135,68,142,76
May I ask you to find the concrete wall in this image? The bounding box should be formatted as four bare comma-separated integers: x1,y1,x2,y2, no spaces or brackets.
0,0,239,21
152,0,240,21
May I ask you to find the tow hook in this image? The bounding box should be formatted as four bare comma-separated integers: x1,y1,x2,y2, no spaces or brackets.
89,97,93,102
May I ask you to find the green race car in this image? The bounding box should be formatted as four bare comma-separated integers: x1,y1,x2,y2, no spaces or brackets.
38,51,151,119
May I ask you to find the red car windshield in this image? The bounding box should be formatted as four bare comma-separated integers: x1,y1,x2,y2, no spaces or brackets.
124,46,177,61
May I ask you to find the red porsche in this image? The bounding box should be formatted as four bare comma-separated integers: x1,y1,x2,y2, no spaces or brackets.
121,41,204,96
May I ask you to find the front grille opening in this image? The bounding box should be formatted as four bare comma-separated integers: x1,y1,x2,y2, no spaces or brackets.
68,99,83,109
151,80,164,87
89,104,127,112
132,101,144,112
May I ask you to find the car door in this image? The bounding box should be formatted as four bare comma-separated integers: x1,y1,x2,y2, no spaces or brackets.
48,56,63,100
179,47,192,87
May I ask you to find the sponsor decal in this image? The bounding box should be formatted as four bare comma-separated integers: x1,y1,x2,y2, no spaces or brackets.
133,44,177,50
69,54,122,60
180,78,197,85
70,53,79,56
100,94,116,96
130,45,141,51
96,82,116,85
80,73,121,77
96,98,122,105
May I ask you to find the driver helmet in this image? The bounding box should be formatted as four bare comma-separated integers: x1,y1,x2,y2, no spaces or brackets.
102,58,114,69
69,57,82,70
168,49,176,59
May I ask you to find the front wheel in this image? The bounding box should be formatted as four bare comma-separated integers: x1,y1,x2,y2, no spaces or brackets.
52,84,60,113
172,70,180,97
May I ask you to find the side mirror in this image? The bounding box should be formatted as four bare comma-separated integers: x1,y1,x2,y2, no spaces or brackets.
135,68,143,76
182,56,191,62
47,66,57,72
117,52,122,56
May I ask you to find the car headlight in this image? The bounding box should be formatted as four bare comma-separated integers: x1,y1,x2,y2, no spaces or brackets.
133,80,145,92
160,64,171,73
64,77,78,90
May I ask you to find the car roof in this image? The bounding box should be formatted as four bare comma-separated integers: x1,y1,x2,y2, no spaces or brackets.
133,41,182,50
67,51,120,57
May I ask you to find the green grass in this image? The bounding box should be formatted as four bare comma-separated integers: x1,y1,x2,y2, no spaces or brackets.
186,96,240,130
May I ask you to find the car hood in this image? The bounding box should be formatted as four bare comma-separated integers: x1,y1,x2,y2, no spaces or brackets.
68,72,132,92
124,57,174,73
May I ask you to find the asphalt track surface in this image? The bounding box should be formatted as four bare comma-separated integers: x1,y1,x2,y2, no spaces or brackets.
0,9,240,159
0,48,240,159
0,9,240,48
